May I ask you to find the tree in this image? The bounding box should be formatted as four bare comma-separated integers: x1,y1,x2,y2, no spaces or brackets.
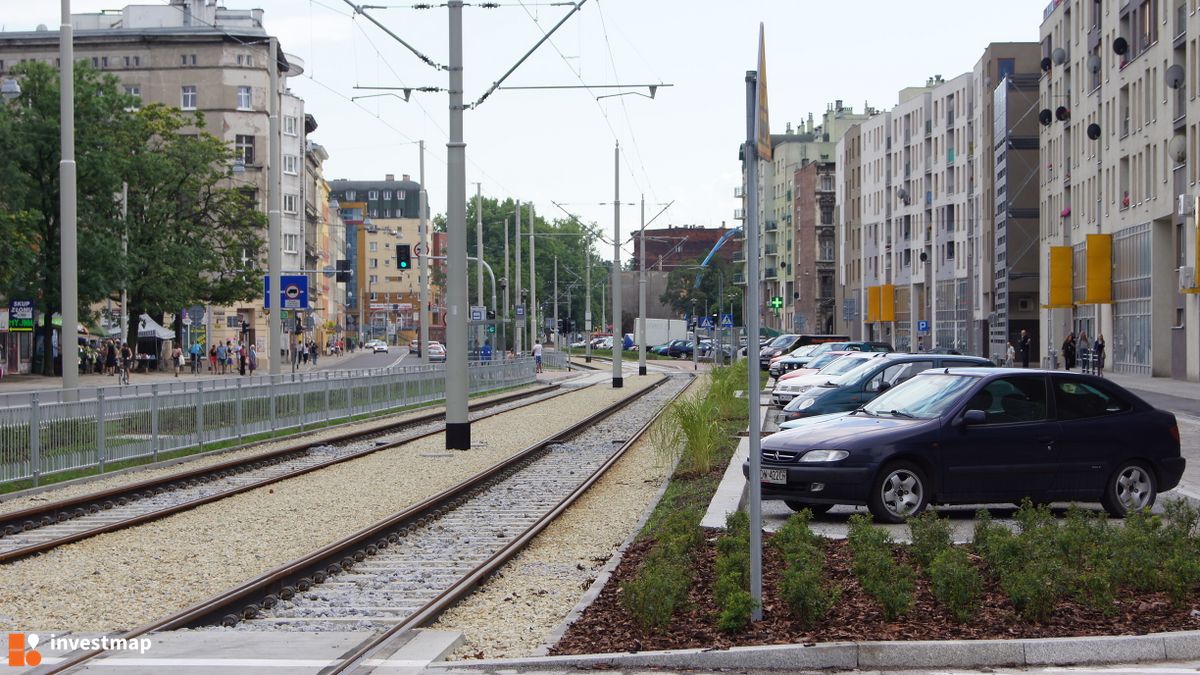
659,255,743,324
0,61,129,374
118,104,264,347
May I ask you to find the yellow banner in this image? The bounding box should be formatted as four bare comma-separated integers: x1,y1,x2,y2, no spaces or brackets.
755,23,772,162
881,284,896,322
1045,246,1074,308
1190,198,1200,293
866,286,881,323
1083,234,1113,304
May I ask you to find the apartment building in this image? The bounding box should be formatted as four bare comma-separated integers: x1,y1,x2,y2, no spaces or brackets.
1039,0,1198,380
835,124,865,340
0,0,309,357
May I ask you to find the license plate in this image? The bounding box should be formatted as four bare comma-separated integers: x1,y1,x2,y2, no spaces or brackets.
761,468,787,484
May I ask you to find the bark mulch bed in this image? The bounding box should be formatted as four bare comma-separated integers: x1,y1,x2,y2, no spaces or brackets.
550,535,1200,655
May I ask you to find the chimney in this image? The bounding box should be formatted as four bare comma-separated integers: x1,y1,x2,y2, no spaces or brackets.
402,174,410,182
385,173,395,181
835,99,843,111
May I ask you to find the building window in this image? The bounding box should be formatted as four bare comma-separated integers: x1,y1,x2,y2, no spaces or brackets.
181,85,197,110
235,134,255,165
124,84,141,99
370,209,378,217
345,190,356,201
101,56,109,68
283,115,297,136
236,54,255,67
283,233,299,253
283,193,298,214
396,190,405,201
283,154,299,175
369,258,379,269
384,258,391,267
368,190,379,200
369,241,378,252
181,54,197,66
237,86,251,110
384,209,391,218
382,190,392,200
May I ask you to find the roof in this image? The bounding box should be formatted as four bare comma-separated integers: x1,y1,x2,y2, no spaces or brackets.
329,178,422,193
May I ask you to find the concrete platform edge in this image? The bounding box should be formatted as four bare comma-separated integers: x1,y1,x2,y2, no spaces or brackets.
428,630,1200,672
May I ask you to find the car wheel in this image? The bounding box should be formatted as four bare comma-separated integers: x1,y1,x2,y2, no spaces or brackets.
1101,461,1157,518
784,501,833,515
868,461,929,524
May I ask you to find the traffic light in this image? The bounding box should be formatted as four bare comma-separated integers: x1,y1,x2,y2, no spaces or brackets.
335,259,350,283
396,244,411,270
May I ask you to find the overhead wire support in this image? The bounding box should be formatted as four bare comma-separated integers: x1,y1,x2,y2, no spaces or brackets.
470,0,589,109
342,0,447,70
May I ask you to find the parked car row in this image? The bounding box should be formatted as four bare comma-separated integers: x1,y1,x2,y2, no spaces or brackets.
747,365,1185,524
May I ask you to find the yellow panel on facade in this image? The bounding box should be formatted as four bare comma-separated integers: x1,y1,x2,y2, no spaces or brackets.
1045,246,1074,308
1189,202,1200,293
1083,234,1113,304
866,286,881,323
881,284,896,323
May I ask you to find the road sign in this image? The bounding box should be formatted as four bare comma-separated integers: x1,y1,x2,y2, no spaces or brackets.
699,316,713,329
7,300,33,332
720,313,734,328
414,243,426,256
263,275,309,310
917,320,930,333
516,304,525,318
769,296,784,310
182,316,192,326
470,306,485,322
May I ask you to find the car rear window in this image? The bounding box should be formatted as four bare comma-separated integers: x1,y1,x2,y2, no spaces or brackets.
1053,380,1133,420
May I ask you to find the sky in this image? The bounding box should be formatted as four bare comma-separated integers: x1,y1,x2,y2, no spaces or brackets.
4,0,1052,262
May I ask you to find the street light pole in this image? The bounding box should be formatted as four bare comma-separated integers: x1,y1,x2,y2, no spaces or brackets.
611,142,623,388
529,204,536,349
59,0,79,393
445,0,469,449
475,182,484,350
553,257,559,352
419,140,429,363
514,199,522,355
268,37,282,375
503,216,509,353
585,245,592,363
638,194,647,376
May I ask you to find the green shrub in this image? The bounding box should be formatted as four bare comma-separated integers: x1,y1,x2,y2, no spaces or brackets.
1000,558,1062,622
928,548,982,622
770,510,822,559
1072,567,1117,616
713,511,751,608
620,556,691,632
908,510,952,569
656,508,703,559
1163,549,1200,606
848,513,915,620
1110,509,1168,592
716,588,758,633
652,394,725,476
779,563,840,626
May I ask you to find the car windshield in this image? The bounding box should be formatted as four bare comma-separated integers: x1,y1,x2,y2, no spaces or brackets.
789,344,819,358
818,354,872,377
768,335,795,348
827,357,885,385
862,373,979,419
806,352,842,370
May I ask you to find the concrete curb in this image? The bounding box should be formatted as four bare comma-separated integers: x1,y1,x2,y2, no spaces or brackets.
429,630,1200,672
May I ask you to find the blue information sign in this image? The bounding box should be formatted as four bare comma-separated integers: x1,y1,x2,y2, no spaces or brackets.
917,320,930,333
263,275,309,310
720,313,734,328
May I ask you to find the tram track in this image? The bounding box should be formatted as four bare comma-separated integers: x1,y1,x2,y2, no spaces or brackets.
0,384,569,565
44,373,689,674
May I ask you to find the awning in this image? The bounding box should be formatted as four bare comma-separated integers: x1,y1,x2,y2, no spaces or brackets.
138,314,176,340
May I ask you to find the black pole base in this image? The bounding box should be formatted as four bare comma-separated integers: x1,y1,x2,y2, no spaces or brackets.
612,377,624,388
638,366,647,376
446,421,471,450
585,356,592,363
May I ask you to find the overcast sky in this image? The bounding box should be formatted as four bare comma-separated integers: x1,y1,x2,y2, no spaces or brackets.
5,0,1050,262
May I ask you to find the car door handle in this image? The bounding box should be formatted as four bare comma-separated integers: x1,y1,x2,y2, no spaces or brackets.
1035,436,1056,449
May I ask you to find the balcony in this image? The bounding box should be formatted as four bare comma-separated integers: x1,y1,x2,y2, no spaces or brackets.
734,186,744,198
733,249,746,263
733,272,746,285
925,120,932,136
734,208,745,220
764,268,778,279
764,243,778,256
765,219,778,232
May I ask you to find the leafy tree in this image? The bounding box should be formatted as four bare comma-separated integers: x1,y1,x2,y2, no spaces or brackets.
119,103,264,347
0,61,128,374
659,255,742,324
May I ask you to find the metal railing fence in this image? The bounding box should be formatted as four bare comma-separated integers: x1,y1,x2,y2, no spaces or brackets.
0,358,535,486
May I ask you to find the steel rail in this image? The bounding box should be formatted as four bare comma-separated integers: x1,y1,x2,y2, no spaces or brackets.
43,375,682,674
0,385,564,564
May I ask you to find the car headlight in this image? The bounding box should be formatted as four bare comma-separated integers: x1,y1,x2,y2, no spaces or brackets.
795,398,815,410
795,385,812,394
800,449,849,462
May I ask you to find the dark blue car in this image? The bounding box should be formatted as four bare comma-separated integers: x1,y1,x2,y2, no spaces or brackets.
747,368,1185,523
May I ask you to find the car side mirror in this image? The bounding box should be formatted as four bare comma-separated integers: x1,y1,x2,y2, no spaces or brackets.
959,409,987,426
876,381,891,393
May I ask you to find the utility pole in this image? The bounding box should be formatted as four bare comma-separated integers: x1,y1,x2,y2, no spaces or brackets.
529,204,537,349
503,215,509,353
611,142,623,388
267,36,282,375
638,194,647,376
419,140,429,363
120,182,129,346
475,182,484,351
445,0,469,449
514,199,522,355
553,257,559,352
585,246,592,362
59,0,79,392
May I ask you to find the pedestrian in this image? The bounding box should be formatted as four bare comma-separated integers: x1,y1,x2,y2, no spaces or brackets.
105,340,118,376
249,344,258,374
532,340,543,373
1005,341,1015,367
216,341,228,374
238,342,247,376
119,341,134,381
1062,333,1076,370
189,340,202,374
1094,333,1106,377
481,339,492,362
171,344,183,377
209,345,218,373
1018,329,1032,368
1077,331,1090,373
310,341,319,367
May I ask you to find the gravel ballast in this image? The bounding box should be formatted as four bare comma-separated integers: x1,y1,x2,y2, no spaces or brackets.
0,376,659,632
429,377,694,660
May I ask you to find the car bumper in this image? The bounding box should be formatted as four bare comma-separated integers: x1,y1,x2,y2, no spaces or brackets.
1158,456,1187,492
741,461,872,505
771,392,797,406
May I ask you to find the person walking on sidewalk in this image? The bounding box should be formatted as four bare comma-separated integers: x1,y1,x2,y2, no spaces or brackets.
216,342,228,375
171,344,183,377
1094,334,1107,377
248,344,258,374
189,340,202,374
1018,329,1032,368
532,340,543,374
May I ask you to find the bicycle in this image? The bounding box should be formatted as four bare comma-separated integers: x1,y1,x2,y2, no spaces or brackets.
117,360,131,386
